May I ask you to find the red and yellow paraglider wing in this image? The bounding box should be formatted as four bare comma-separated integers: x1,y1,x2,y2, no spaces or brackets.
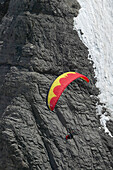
47,72,89,111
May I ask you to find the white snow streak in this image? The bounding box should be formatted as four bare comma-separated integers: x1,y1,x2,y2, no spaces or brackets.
74,0,113,136
100,113,112,137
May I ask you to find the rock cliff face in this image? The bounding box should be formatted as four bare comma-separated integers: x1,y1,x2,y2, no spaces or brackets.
0,0,113,170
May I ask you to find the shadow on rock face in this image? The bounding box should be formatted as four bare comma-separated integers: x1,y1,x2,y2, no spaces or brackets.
30,0,80,17
0,0,10,22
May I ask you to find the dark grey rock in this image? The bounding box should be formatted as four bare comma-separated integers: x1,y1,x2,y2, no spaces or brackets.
0,0,10,22
0,0,113,170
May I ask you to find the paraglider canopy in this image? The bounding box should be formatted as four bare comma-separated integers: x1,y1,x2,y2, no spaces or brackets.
47,72,89,111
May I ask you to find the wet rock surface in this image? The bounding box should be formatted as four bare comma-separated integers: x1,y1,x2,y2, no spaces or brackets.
0,0,113,170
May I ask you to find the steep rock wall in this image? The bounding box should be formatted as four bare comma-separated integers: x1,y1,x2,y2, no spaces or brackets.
0,0,113,170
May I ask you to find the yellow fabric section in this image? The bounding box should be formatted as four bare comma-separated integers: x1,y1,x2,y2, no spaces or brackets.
48,72,76,109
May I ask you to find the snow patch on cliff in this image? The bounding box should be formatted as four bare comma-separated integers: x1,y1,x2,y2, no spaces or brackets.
74,0,113,136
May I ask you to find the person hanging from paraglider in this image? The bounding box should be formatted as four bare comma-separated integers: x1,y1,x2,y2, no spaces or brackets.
65,131,73,140
65,128,75,141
